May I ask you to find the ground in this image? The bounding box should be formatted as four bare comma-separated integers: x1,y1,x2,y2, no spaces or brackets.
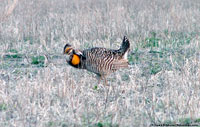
0,0,200,126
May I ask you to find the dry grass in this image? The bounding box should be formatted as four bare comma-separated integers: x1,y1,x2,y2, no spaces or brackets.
0,0,200,126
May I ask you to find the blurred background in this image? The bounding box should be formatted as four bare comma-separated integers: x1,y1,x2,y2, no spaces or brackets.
0,0,200,126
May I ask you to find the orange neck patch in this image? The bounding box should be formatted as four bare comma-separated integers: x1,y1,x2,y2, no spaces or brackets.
71,54,80,65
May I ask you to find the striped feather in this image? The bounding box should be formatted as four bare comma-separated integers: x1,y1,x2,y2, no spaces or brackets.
64,36,130,79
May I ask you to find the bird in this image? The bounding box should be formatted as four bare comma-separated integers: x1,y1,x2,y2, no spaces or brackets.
63,36,130,85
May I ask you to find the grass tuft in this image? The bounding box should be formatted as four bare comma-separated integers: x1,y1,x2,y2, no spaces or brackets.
31,56,45,67
0,103,7,111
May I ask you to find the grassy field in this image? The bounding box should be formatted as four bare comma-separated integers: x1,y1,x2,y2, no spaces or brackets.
0,0,200,126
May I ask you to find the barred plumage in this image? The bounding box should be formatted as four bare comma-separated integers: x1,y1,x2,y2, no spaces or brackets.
63,36,130,84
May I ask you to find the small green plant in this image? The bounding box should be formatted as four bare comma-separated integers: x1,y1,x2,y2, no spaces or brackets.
149,50,163,58
145,98,151,104
144,31,160,49
128,55,134,64
163,120,174,125
179,118,192,125
4,49,23,59
95,122,103,127
94,85,98,90
194,118,200,123
60,122,68,127
128,48,139,64
8,49,18,53
150,63,161,75
31,56,45,67
0,103,7,111
4,54,22,59
94,122,119,127
47,121,55,127
164,29,169,37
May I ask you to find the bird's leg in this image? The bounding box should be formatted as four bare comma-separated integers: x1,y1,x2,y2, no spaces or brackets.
104,87,109,110
96,75,106,90
97,75,103,85
102,75,112,111
104,78,108,86
102,75,108,86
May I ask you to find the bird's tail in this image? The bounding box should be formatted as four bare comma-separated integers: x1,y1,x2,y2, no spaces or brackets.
118,36,130,55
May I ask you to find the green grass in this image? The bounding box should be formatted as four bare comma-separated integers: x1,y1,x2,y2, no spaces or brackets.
0,103,7,111
154,117,200,126
8,49,18,53
4,54,23,59
128,31,199,76
94,122,119,127
31,56,45,67
143,31,160,49
94,85,98,90
163,120,174,125
179,118,192,125
95,122,103,127
46,121,68,127
3,49,23,60
195,118,200,123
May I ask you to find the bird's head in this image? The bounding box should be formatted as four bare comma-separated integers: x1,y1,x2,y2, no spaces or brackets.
63,43,85,67
63,43,73,55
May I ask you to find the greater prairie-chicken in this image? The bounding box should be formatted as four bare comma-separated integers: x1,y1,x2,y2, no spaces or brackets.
63,36,130,84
